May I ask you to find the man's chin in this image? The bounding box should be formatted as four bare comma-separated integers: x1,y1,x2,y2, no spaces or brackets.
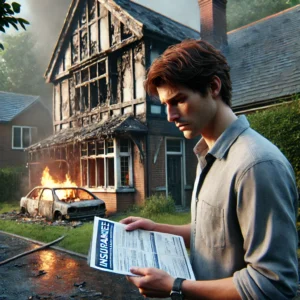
183,131,197,139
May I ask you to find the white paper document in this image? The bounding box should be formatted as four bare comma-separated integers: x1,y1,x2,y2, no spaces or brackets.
89,217,195,280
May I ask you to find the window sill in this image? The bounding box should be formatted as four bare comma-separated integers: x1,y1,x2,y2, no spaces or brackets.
87,187,135,193
184,185,193,190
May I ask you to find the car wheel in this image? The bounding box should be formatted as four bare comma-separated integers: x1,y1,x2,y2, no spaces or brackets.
20,207,26,214
54,211,63,221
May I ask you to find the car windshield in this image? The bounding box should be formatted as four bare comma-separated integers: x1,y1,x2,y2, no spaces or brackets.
54,188,96,203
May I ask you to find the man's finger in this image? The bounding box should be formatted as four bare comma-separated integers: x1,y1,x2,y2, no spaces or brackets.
130,266,146,276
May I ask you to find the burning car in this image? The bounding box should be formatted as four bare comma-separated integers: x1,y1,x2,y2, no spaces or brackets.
20,186,106,221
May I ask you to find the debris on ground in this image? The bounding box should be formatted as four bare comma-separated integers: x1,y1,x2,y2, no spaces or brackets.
0,210,85,228
36,270,47,277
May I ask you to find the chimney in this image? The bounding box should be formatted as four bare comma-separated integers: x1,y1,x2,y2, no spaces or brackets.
198,0,228,49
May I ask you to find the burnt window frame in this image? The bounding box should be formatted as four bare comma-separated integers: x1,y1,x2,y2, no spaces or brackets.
73,59,108,113
71,0,101,65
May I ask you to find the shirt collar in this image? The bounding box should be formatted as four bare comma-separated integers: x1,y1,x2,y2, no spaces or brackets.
193,115,250,160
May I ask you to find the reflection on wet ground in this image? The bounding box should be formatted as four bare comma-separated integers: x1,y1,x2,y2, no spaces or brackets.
0,232,151,300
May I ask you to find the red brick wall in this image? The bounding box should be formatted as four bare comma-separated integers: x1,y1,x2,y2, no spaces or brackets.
92,192,136,216
0,102,52,168
92,192,117,215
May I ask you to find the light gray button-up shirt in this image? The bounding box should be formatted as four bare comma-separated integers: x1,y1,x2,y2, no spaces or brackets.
190,115,298,299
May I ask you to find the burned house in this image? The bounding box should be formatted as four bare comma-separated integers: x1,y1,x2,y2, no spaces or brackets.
27,0,199,214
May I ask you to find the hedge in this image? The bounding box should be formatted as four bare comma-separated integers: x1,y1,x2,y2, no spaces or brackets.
0,167,27,203
247,97,300,187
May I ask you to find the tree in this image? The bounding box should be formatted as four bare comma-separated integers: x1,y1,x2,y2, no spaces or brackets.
0,32,52,105
227,0,300,31
0,0,29,49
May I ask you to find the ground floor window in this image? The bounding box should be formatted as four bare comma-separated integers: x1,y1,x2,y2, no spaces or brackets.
80,138,132,189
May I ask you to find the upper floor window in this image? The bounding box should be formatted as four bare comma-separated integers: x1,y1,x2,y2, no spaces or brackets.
80,138,132,189
12,126,37,150
71,0,101,64
73,59,108,113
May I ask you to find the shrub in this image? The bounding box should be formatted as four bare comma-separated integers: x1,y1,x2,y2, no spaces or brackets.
140,194,176,218
247,97,300,187
0,166,27,203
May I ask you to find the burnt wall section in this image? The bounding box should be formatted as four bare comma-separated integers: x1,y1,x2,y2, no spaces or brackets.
52,40,146,132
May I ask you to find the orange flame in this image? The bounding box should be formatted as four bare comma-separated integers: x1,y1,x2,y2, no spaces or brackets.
41,167,77,187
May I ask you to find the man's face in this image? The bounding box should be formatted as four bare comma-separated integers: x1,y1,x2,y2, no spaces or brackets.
157,85,217,139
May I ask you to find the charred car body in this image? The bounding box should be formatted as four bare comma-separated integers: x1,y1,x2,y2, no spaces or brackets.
20,187,106,221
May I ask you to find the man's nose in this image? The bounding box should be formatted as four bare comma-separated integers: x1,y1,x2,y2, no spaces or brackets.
167,105,179,122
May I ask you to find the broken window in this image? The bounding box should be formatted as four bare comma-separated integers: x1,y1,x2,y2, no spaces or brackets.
80,28,88,60
90,22,98,55
73,59,107,112
121,23,132,41
71,0,102,65
88,0,96,21
71,34,79,64
80,138,132,189
90,81,98,109
80,0,87,26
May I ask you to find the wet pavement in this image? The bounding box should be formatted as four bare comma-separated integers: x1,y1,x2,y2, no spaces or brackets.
0,232,167,300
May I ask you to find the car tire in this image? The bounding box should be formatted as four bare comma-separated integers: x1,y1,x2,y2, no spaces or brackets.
54,211,63,221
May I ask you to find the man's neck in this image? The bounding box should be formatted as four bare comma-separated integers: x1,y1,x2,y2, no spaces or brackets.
201,103,237,150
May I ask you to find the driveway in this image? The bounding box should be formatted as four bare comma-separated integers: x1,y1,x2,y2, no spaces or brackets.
0,231,167,300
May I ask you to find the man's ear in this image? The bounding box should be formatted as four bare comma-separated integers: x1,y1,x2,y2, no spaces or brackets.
210,76,222,98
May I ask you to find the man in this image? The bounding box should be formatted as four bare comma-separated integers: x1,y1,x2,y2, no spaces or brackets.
120,39,299,299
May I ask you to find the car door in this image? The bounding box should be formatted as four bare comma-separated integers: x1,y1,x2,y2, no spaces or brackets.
26,188,42,216
38,188,54,220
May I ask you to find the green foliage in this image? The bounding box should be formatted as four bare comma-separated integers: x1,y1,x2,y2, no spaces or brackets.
0,1,29,49
139,194,176,218
0,32,51,98
247,97,300,187
0,166,27,203
227,0,300,31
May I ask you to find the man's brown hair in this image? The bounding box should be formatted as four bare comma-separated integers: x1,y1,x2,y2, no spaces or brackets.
145,39,232,106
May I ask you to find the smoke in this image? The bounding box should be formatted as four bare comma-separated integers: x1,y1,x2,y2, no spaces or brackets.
25,0,72,68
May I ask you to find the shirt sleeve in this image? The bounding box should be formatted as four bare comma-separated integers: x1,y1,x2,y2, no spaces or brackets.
233,160,298,300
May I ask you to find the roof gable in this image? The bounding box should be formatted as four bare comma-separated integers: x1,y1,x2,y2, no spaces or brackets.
0,91,40,122
46,0,199,81
227,5,300,109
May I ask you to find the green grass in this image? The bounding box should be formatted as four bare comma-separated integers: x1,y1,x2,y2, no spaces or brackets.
0,201,20,214
0,209,191,255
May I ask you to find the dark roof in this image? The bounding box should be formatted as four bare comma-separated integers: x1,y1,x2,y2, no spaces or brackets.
227,5,300,109
0,91,39,122
28,114,147,151
113,0,199,41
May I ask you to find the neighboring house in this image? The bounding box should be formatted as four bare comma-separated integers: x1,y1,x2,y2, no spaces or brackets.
0,91,52,168
27,0,300,214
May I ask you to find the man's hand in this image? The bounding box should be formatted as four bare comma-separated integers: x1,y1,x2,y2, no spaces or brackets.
127,267,174,298
120,216,156,231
